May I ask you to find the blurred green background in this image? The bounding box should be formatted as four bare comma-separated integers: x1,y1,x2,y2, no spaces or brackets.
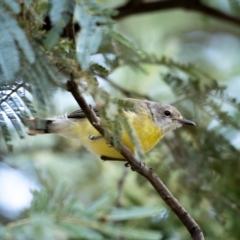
1,0,240,239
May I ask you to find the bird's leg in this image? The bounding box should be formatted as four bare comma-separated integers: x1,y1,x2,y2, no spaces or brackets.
124,162,146,170
89,135,103,140
125,162,130,167
101,155,126,162
124,161,146,171
130,161,145,172
136,161,145,172
89,135,114,149
100,157,145,171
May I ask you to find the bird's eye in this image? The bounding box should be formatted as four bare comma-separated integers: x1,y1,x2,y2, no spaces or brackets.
164,110,171,117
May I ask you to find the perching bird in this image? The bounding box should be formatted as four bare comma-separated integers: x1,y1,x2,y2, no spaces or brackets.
27,98,195,160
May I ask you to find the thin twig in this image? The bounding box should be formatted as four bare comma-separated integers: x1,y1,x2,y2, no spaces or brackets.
99,76,151,100
115,167,128,240
114,0,240,28
0,82,25,104
116,167,128,208
66,77,204,240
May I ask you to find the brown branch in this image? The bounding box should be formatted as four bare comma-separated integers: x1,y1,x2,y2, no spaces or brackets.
113,0,182,20
114,0,240,27
66,77,204,240
66,75,103,135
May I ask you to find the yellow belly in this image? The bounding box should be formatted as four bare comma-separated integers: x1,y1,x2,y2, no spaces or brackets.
71,111,162,160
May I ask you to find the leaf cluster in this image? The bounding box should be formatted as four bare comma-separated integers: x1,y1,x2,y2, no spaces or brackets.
1,181,163,240
0,0,240,239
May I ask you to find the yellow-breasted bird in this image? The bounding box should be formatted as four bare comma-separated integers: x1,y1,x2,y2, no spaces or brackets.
27,98,195,160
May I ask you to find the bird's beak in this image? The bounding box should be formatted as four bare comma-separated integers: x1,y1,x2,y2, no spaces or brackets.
177,118,196,126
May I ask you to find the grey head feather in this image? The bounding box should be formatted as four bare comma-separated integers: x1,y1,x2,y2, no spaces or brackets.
145,100,186,135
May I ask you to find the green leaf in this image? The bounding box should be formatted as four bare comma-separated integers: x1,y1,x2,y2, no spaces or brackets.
0,6,35,81
0,111,13,151
0,10,35,64
1,102,25,138
0,79,37,150
44,0,73,49
0,18,19,80
86,191,116,213
75,4,106,70
49,0,68,24
83,220,162,240
107,206,164,221
61,223,104,240
110,31,147,59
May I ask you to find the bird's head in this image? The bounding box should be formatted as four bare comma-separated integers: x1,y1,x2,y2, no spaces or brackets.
147,101,196,135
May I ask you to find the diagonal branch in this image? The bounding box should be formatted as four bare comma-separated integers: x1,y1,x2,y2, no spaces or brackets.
114,0,240,27
66,77,204,240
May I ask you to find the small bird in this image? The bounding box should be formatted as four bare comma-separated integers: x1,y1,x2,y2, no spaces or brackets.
27,98,195,160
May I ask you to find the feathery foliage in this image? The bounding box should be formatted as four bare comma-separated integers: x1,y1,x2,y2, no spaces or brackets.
0,79,36,151
1,181,163,240
1,0,240,240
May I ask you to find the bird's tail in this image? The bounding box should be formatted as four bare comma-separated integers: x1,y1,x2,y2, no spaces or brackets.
26,118,53,135
26,117,78,139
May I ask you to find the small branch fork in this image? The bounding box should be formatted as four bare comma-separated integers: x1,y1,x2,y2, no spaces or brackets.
114,0,240,28
66,78,204,240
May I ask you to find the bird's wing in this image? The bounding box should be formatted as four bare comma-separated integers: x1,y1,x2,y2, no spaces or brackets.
67,107,99,119
67,99,138,119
